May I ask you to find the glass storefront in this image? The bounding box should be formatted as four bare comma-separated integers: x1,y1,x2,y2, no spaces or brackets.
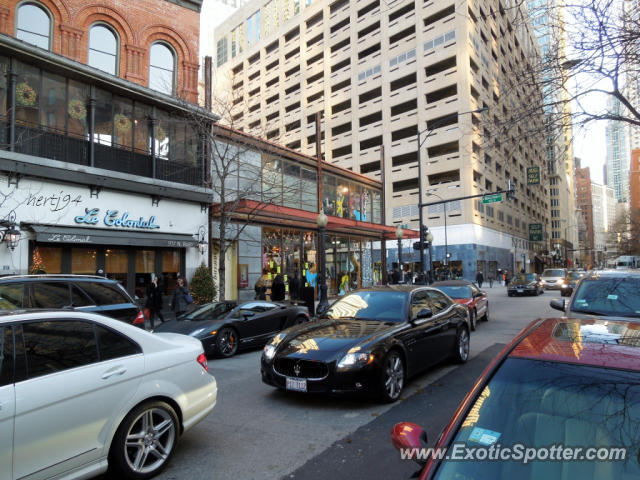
259,228,379,300
30,244,183,300
321,173,382,223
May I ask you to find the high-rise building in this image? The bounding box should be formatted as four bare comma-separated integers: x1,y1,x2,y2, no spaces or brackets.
605,96,630,202
526,0,577,263
632,149,640,211
591,182,616,265
210,0,550,278
575,167,595,265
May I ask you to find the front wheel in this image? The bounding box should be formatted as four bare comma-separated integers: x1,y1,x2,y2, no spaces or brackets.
109,401,179,479
216,327,238,357
482,304,489,321
469,309,477,331
379,351,405,403
452,327,470,364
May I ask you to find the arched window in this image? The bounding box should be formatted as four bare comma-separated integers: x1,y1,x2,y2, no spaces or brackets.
149,43,175,95
16,2,51,50
88,24,118,75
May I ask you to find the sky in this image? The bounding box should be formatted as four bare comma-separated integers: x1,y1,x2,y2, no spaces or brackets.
573,108,607,184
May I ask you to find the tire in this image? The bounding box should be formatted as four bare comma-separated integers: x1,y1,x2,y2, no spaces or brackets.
482,303,489,321
216,327,239,357
507,292,513,297
109,401,179,480
379,350,405,403
469,309,477,331
452,326,470,364
293,315,307,325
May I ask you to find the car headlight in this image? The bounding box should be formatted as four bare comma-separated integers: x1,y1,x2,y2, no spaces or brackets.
263,344,277,360
336,352,375,371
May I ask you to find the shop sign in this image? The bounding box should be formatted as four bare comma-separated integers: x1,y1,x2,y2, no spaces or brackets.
527,167,540,185
529,223,543,242
75,208,160,230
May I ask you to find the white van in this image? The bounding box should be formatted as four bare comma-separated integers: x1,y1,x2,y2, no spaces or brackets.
616,256,639,269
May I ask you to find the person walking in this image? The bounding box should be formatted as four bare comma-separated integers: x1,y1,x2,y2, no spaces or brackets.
169,276,189,319
145,274,164,329
488,272,494,288
254,268,268,300
475,270,484,288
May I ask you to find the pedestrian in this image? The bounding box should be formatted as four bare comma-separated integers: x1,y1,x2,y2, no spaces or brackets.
255,268,268,300
271,274,286,301
339,271,349,295
145,274,164,329
169,276,190,319
290,272,301,301
475,270,484,288
488,272,494,288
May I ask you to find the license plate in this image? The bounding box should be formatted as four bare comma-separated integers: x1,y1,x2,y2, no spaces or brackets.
286,377,307,392
517,289,524,293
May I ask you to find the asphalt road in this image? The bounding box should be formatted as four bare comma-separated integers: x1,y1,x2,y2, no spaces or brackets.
144,286,561,480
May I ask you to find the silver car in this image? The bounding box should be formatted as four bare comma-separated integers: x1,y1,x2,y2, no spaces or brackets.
540,268,567,290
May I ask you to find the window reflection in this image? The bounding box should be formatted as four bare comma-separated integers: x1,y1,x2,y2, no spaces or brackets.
88,25,118,75
149,43,175,95
17,3,51,50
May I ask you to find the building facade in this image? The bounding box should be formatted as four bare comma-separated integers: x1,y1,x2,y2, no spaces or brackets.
575,166,594,266
605,96,630,203
210,0,550,279
0,0,214,301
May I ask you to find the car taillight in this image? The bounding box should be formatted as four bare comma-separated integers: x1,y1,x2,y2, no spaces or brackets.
197,353,208,372
133,311,145,325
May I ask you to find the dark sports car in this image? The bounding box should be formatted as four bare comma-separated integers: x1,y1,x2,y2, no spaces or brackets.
261,286,470,403
507,273,543,296
154,300,309,357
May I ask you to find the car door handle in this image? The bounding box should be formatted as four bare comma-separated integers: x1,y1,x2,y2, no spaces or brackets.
101,366,127,379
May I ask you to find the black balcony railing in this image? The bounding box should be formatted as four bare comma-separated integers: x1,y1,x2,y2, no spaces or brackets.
3,119,205,187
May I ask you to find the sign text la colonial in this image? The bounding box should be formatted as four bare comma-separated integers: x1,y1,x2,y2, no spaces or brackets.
75,208,160,230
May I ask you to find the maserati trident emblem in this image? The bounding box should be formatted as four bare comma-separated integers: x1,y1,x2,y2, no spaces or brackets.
293,361,301,377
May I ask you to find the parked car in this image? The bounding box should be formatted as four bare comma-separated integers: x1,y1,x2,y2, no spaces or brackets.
155,300,309,357
507,273,543,296
391,316,640,479
539,268,567,290
261,286,470,403
0,274,145,326
431,280,488,331
550,270,640,319
560,270,585,296
0,310,217,480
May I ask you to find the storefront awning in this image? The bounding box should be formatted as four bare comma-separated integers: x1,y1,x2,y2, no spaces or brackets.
212,199,419,239
29,225,199,248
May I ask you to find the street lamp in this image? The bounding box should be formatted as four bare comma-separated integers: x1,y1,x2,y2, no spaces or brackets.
416,107,488,276
396,225,404,283
0,212,21,251
425,191,449,275
317,209,329,314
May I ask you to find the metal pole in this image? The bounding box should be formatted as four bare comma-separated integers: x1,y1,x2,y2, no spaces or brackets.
417,131,426,277
317,224,329,314
444,201,448,277
397,237,403,283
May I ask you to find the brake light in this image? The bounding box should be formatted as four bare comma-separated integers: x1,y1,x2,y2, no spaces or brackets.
133,311,145,325
197,353,208,372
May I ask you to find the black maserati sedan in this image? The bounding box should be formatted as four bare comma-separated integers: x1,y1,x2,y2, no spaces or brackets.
154,300,309,357
507,273,544,296
261,286,470,403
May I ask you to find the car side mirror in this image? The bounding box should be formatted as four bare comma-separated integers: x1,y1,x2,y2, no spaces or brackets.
391,422,428,466
415,308,433,320
550,298,566,312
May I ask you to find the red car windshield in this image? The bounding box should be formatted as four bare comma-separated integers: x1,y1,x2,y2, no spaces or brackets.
432,357,640,480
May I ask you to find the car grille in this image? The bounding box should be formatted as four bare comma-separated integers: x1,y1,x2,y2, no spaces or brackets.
274,358,329,380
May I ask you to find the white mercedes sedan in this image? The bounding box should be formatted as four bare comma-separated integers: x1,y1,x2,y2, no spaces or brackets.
0,310,217,480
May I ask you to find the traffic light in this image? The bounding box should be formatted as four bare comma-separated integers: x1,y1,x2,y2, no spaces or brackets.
507,179,516,200
421,225,429,243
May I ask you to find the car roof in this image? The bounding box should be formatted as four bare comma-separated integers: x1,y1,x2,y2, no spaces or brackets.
581,270,640,279
0,274,118,283
510,317,640,371
351,285,436,293
431,280,475,286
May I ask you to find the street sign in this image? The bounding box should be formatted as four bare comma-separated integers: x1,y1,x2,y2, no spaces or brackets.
529,223,543,242
482,193,503,204
527,166,540,185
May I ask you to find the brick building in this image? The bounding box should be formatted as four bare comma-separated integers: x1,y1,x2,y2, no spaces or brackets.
0,0,201,102
575,166,594,266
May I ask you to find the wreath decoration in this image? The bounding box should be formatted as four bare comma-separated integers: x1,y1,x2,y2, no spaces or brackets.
114,113,132,133
68,99,87,120
155,125,167,142
16,82,37,107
